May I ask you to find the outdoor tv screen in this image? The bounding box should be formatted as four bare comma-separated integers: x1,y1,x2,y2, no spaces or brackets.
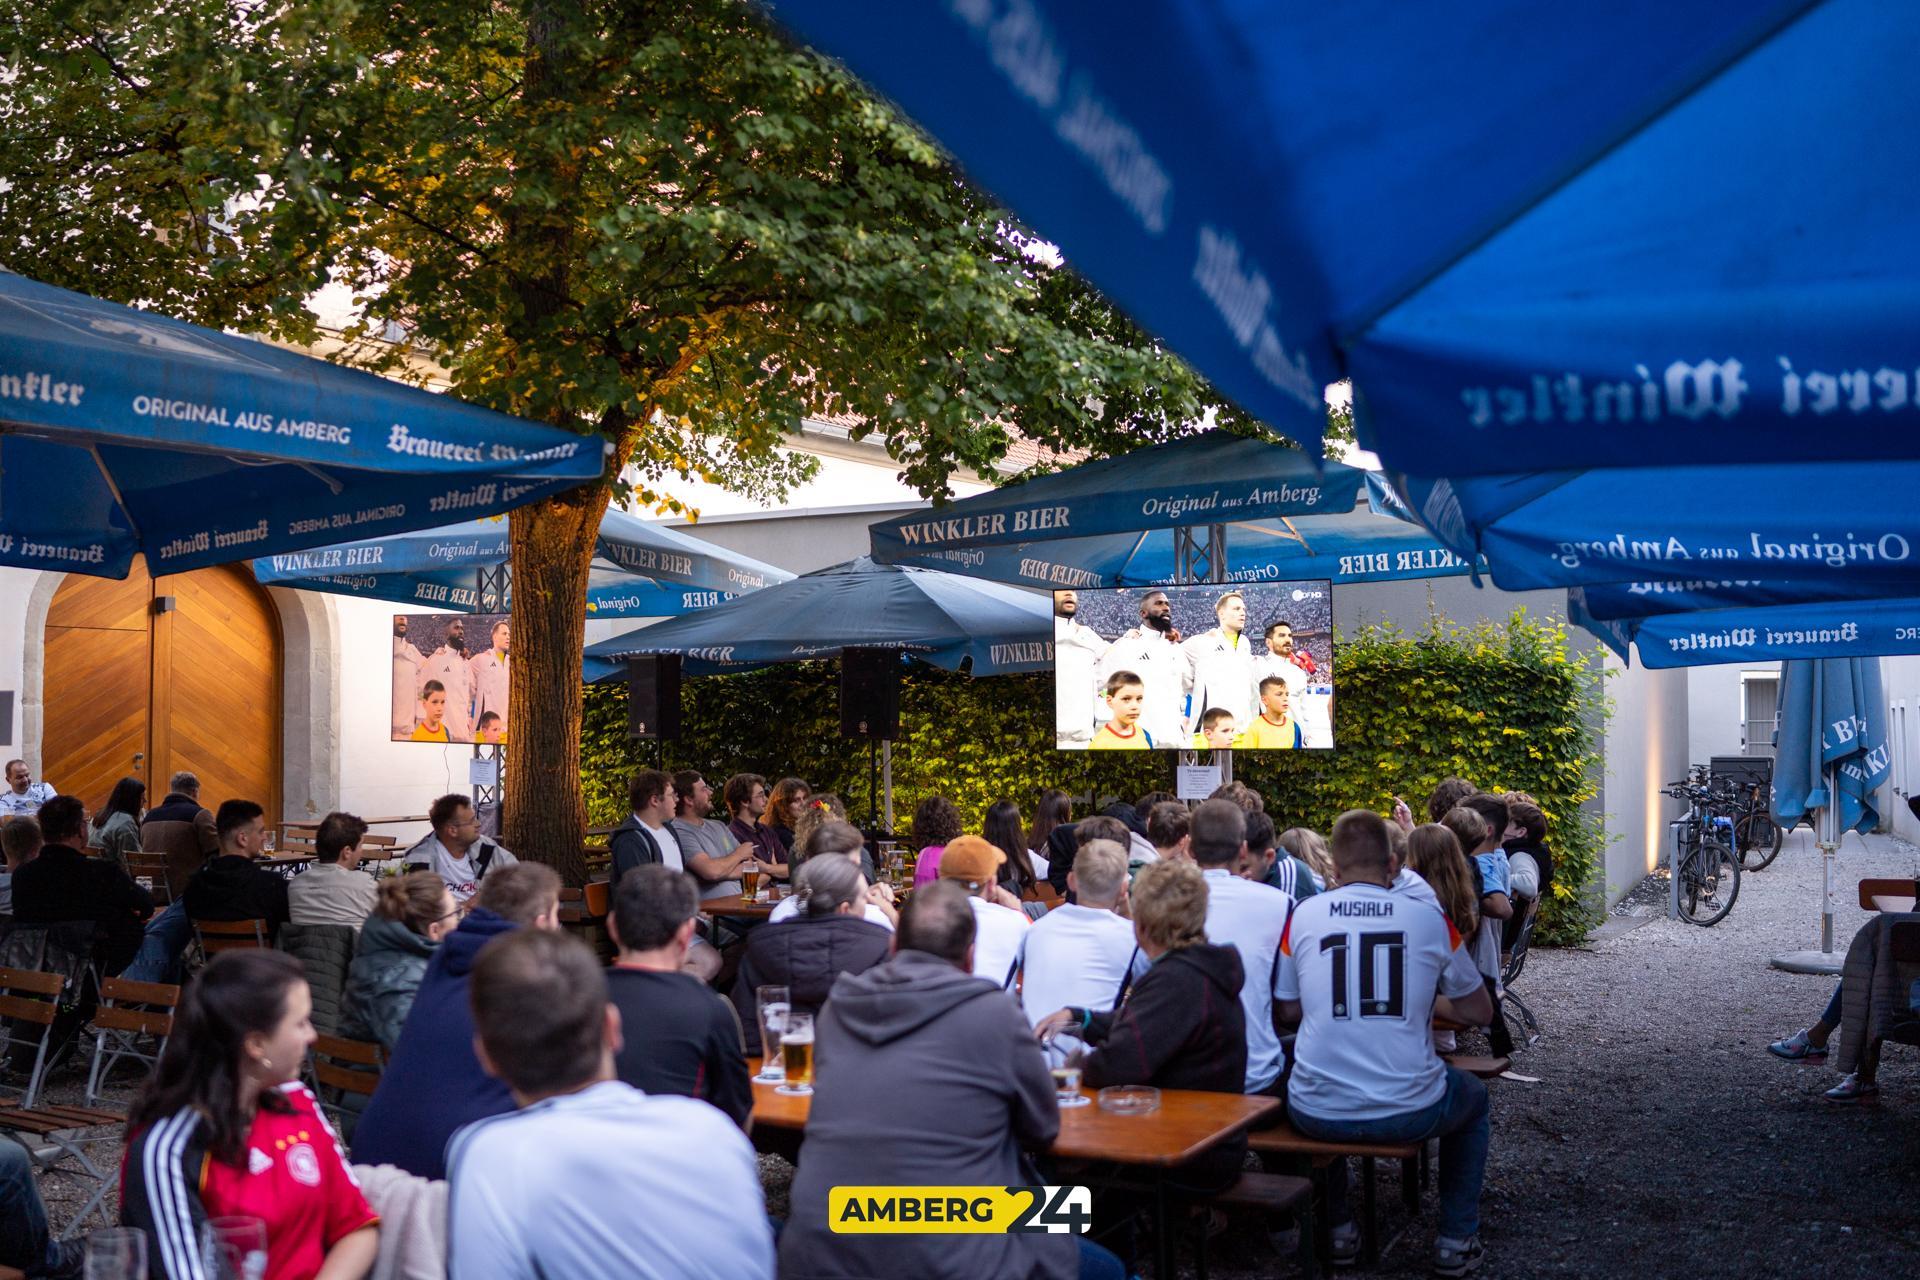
1052,582,1333,751
390,612,510,744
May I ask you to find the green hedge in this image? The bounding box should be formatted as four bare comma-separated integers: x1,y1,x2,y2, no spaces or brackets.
581,610,1607,944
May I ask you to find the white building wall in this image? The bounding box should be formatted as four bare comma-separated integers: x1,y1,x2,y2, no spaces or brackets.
0,568,34,756
1602,656,1690,902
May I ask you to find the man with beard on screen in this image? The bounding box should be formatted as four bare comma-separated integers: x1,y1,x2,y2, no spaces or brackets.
1098,589,1191,747
1054,589,1107,747
423,619,476,741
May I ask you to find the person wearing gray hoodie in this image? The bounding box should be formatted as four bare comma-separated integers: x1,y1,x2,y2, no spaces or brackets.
778,882,1124,1280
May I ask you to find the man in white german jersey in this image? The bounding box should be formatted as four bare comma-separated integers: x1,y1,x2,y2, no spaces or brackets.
1276,808,1494,1276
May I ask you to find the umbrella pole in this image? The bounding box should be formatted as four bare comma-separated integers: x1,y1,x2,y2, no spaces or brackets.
1820,760,1837,955
1769,761,1845,975
882,740,894,833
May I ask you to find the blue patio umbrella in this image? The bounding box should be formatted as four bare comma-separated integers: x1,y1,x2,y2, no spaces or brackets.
1570,593,1920,670
1389,462,1920,594
869,433,1471,588
768,1,1920,476
0,270,603,577
253,509,791,618
1771,657,1890,970
869,431,1362,561
582,557,1052,680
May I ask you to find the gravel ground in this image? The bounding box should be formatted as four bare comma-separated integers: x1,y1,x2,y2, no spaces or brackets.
30,827,1920,1275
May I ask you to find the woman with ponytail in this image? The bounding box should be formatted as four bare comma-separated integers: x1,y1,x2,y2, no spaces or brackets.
122,950,380,1279
730,851,891,1054
342,872,458,1050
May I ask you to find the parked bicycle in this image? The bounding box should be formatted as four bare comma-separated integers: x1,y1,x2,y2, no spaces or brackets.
1728,781,1782,869
1663,777,1741,926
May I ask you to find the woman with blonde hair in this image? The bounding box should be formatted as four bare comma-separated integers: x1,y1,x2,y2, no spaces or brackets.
343,870,458,1049
791,792,848,860
1276,826,1331,892
1034,858,1248,1189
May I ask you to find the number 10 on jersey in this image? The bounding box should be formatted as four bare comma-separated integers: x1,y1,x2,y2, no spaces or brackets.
1319,930,1407,1019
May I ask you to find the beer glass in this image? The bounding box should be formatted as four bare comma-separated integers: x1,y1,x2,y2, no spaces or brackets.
741,863,762,902
754,985,790,1083
776,1010,815,1096
201,1216,267,1280
84,1228,147,1280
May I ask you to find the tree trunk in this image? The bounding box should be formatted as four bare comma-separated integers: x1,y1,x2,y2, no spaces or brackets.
504,484,611,883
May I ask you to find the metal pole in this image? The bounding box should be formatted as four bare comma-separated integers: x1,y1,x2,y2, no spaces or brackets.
1820,761,1837,954
882,740,895,832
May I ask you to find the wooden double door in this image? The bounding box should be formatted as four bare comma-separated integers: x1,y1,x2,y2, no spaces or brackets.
42,561,281,820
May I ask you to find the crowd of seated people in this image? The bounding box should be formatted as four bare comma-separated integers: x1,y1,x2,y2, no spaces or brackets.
0,765,1580,1280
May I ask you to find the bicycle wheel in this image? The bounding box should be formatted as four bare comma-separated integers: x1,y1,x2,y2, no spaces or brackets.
1735,812,1782,870
1680,839,1740,926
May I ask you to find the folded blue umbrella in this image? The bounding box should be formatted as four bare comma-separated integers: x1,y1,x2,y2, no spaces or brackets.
582,557,1051,679
768,1,1920,477
1773,658,1889,834
0,270,604,577
254,509,790,618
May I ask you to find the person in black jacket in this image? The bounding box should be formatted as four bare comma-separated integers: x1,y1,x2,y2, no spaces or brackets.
182,800,290,940
729,854,891,1054
605,864,753,1128
1034,857,1248,1188
12,794,153,972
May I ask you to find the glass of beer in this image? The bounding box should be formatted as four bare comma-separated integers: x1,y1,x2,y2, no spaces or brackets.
776,1010,815,1096
1050,1064,1088,1108
754,986,789,1083
741,863,762,902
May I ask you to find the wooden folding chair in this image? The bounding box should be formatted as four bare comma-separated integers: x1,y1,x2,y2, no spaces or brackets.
306,1034,384,1140
83,976,180,1105
125,850,177,906
0,967,122,1238
193,917,269,956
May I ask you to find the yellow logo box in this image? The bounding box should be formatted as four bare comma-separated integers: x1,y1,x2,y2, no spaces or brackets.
829,1186,1093,1234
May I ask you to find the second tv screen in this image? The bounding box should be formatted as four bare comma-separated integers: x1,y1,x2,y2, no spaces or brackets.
1054,582,1332,751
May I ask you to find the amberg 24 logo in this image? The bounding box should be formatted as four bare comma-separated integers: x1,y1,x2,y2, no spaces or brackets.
828,1185,1093,1234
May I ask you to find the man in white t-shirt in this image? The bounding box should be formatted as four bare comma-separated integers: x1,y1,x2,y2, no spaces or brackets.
937,835,1030,988
1188,799,1293,1094
1276,809,1494,1277
1053,590,1109,746
1018,840,1147,1049
404,794,519,906
451,928,773,1280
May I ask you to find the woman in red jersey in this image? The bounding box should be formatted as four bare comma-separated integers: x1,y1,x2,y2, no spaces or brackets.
122,951,379,1280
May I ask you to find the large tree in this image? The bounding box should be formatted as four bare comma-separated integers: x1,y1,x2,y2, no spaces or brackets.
1,0,1282,879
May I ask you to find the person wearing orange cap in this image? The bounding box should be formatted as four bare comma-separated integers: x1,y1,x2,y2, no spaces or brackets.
937,834,1032,990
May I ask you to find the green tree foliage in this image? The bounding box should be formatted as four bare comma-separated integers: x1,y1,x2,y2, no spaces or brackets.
0,0,1292,871
583,611,1607,945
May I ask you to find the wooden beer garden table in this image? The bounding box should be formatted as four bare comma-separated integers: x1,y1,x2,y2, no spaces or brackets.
747,1061,1275,1162
701,891,783,921
745,1059,1276,1277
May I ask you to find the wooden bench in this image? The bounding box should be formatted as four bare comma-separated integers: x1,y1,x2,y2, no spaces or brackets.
1443,1054,1512,1080
1858,877,1918,912
1247,1124,1421,1265
1203,1171,1317,1280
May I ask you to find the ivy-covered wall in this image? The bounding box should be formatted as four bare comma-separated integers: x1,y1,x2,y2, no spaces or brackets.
581,611,1607,944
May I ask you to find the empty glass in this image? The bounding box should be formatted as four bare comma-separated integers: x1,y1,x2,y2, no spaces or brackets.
201,1216,267,1280
754,985,790,1083
84,1228,147,1280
